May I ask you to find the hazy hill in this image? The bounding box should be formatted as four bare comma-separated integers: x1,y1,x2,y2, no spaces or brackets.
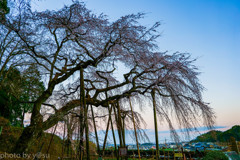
192,125,240,142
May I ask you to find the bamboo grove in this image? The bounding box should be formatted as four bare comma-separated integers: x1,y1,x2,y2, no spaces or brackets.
0,1,215,159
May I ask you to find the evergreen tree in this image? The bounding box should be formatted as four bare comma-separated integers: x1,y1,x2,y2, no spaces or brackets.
0,66,45,126
0,0,10,19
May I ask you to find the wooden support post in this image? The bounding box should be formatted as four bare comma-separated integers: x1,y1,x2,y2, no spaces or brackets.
151,89,159,160
109,104,119,160
91,105,100,155
116,101,123,147
129,97,141,160
102,105,113,155
80,67,90,160
46,123,58,159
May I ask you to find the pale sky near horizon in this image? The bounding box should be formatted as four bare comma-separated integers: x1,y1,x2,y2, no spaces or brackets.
31,0,240,134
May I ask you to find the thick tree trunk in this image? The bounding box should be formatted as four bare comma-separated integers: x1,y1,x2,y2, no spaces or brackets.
13,77,57,154
13,123,42,154
13,102,44,154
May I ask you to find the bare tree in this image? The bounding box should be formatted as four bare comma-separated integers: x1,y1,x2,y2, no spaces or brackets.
0,1,214,156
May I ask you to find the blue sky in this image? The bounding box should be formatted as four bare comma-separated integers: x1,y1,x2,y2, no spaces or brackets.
32,0,240,140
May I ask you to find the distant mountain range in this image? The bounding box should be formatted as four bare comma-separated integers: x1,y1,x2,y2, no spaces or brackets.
192,125,240,142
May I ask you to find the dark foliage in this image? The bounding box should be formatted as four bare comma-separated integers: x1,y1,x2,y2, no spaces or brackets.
0,67,45,126
203,151,228,160
192,125,240,142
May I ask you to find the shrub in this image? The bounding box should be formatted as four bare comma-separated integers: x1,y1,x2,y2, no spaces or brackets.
203,151,228,160
0,117,9,126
